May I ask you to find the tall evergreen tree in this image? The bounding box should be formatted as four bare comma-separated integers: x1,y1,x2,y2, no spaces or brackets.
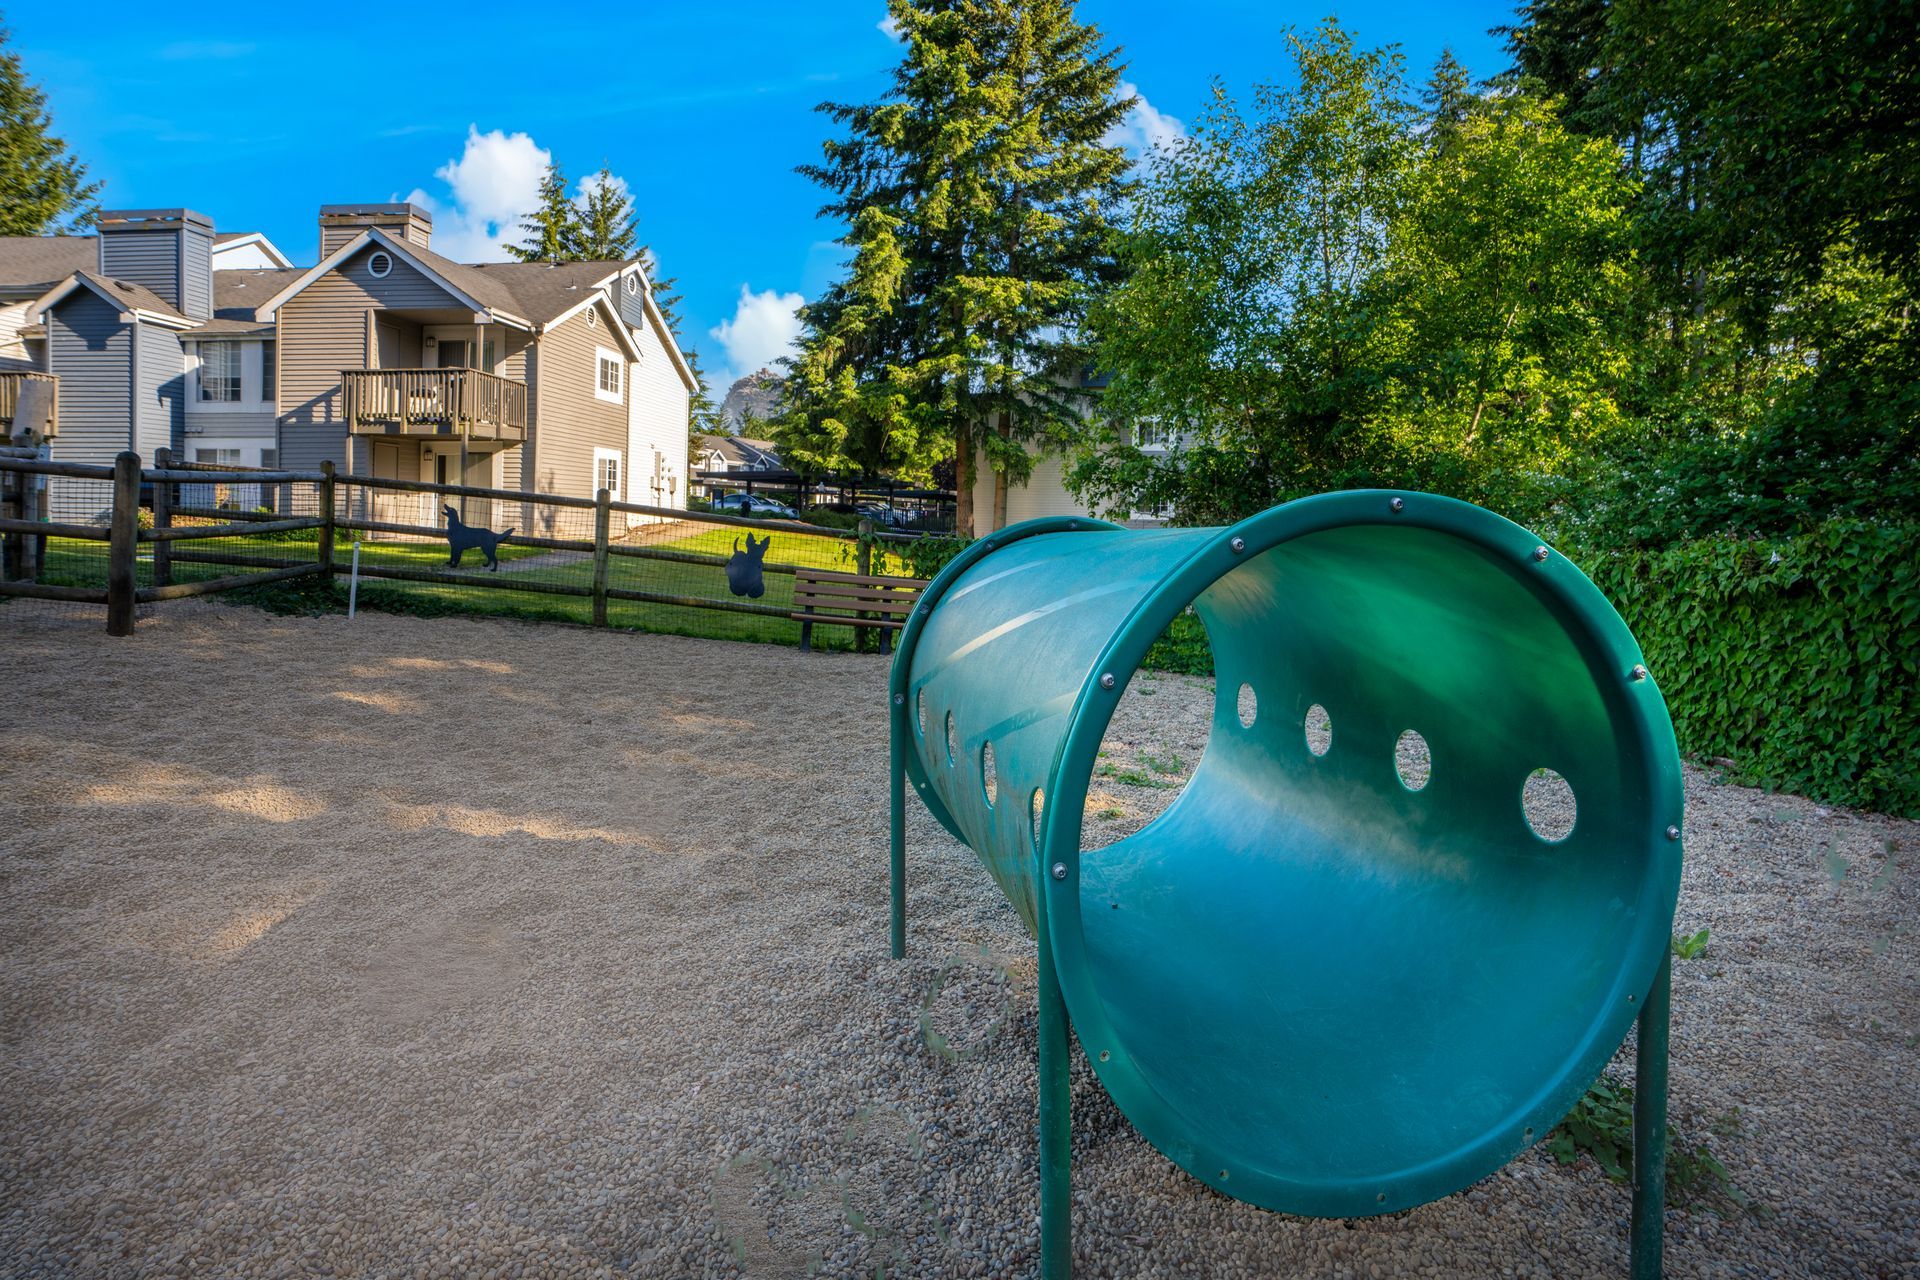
785,0,1135,534
574,167,639,260
507,163,580,263
0,20,100,234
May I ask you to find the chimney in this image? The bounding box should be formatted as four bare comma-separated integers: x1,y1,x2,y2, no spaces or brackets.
95,208,215,321
319,203,433,256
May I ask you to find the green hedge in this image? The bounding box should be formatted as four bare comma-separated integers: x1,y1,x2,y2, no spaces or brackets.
1575,521,1919,816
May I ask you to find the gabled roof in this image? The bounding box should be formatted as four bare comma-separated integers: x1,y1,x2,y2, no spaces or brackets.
468,260,699,394
258,229,536,329
465,260,633,325
0,237,97,295
250,231,700,392
32,272,194,330
698,435,782,469
181,268,303,337
211,231,295,268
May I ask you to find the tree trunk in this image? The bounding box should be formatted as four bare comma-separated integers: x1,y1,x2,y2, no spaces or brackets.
955,420,976,540
991,412,1010,533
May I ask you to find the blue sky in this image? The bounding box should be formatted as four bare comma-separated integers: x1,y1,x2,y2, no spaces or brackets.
15,0,1517,395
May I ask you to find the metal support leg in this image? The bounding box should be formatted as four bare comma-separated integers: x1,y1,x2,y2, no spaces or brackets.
889,730,907,959
1038,931,1072,1279
1630,954,1671,1280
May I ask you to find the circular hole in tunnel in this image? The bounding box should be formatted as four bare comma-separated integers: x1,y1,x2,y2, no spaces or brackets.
1395,730,1431,791
1304,704,1332,757
981,741,997,807
1030,788,1045,851
917,688,927,736
1521,768,1577,842
944,711,957,766
1237,683,1257,728
1081,649,1214,857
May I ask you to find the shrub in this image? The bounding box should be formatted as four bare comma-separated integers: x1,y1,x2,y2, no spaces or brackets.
1575,521,1919,816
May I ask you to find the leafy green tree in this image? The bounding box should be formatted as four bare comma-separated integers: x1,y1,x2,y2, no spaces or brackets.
1369,92,1642,508
785,0,1135,533
507,163,580,263
0,20,99,234
1500,0,1920,540
574,167,638,260
1073,21,1416,522
1074,25,1646,525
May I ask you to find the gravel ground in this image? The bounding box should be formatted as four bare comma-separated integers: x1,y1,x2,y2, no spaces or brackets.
1,603,1914,1279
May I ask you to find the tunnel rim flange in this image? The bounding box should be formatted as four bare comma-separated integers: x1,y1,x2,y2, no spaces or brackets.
1036,488,1687,1219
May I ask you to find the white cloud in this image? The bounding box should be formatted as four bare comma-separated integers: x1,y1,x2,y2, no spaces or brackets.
1105,82,1186,160
404,125,553,262
878,12,903,40
709,285,806,392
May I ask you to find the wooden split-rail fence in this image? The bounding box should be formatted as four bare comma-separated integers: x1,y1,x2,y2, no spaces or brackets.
0,448,922,643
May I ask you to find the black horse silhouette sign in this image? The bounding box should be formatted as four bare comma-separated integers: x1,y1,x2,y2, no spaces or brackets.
727,532,770,598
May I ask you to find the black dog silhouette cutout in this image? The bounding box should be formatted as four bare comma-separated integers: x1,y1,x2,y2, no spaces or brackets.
727,532,770,598
444,505,516,571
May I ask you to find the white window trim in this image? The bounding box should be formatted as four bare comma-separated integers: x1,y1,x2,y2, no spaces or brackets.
593,447,623,501
189,340,270,411
594,347,625,404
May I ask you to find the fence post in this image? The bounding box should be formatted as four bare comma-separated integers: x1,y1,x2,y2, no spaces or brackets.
592,486,611,626
106,450,140,636
318,460,337,583
857,517,875,652
28,462,47,580
1,461,18,581
151,446,173,588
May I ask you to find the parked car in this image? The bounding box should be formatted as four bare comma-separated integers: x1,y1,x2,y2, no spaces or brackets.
711,493,797,518
856,503,914,527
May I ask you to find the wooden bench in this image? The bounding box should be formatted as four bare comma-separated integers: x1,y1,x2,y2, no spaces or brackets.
792,567,928,654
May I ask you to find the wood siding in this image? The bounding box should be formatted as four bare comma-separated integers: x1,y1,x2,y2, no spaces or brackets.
628,311,691,512
523,301,627,515
133,321,186,461
970,443,1095,530
181,231,213,321
98,230,180,309
46,289,132,464
275,244,468,472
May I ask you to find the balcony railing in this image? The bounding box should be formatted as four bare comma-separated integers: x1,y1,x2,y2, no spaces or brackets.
341,369,527,442
0,371,58,436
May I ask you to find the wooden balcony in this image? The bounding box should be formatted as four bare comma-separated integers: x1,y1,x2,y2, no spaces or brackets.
0,371,57,436
341,369,527,442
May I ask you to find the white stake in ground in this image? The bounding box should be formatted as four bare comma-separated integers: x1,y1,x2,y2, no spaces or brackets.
348,540,361,619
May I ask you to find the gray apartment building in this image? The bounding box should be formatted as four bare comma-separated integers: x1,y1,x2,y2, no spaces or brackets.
0,204,697,527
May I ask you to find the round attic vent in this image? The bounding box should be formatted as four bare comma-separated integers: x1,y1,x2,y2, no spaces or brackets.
586,307,597,327
626,274,639,295
367,251,393,278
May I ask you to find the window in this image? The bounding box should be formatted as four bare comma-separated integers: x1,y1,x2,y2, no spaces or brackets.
594,447,622,501
260,342,275,402
259,449,277,469
195,448,242,465
594,348,624,403
199,343,241,402
367,251,393,278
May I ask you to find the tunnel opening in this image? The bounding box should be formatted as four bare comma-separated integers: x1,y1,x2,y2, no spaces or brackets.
1062,520,1662,1211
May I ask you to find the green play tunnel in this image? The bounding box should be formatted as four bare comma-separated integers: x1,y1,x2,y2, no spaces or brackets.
887,490,1685,1252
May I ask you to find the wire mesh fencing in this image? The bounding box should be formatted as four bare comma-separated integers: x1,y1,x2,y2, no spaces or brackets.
330,476,911,650
3,450,927,648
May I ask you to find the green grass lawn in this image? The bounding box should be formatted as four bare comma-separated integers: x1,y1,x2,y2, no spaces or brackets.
20,523,895,651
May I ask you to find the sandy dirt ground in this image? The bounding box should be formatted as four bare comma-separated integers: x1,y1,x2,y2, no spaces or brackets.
0,602,1914,1279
